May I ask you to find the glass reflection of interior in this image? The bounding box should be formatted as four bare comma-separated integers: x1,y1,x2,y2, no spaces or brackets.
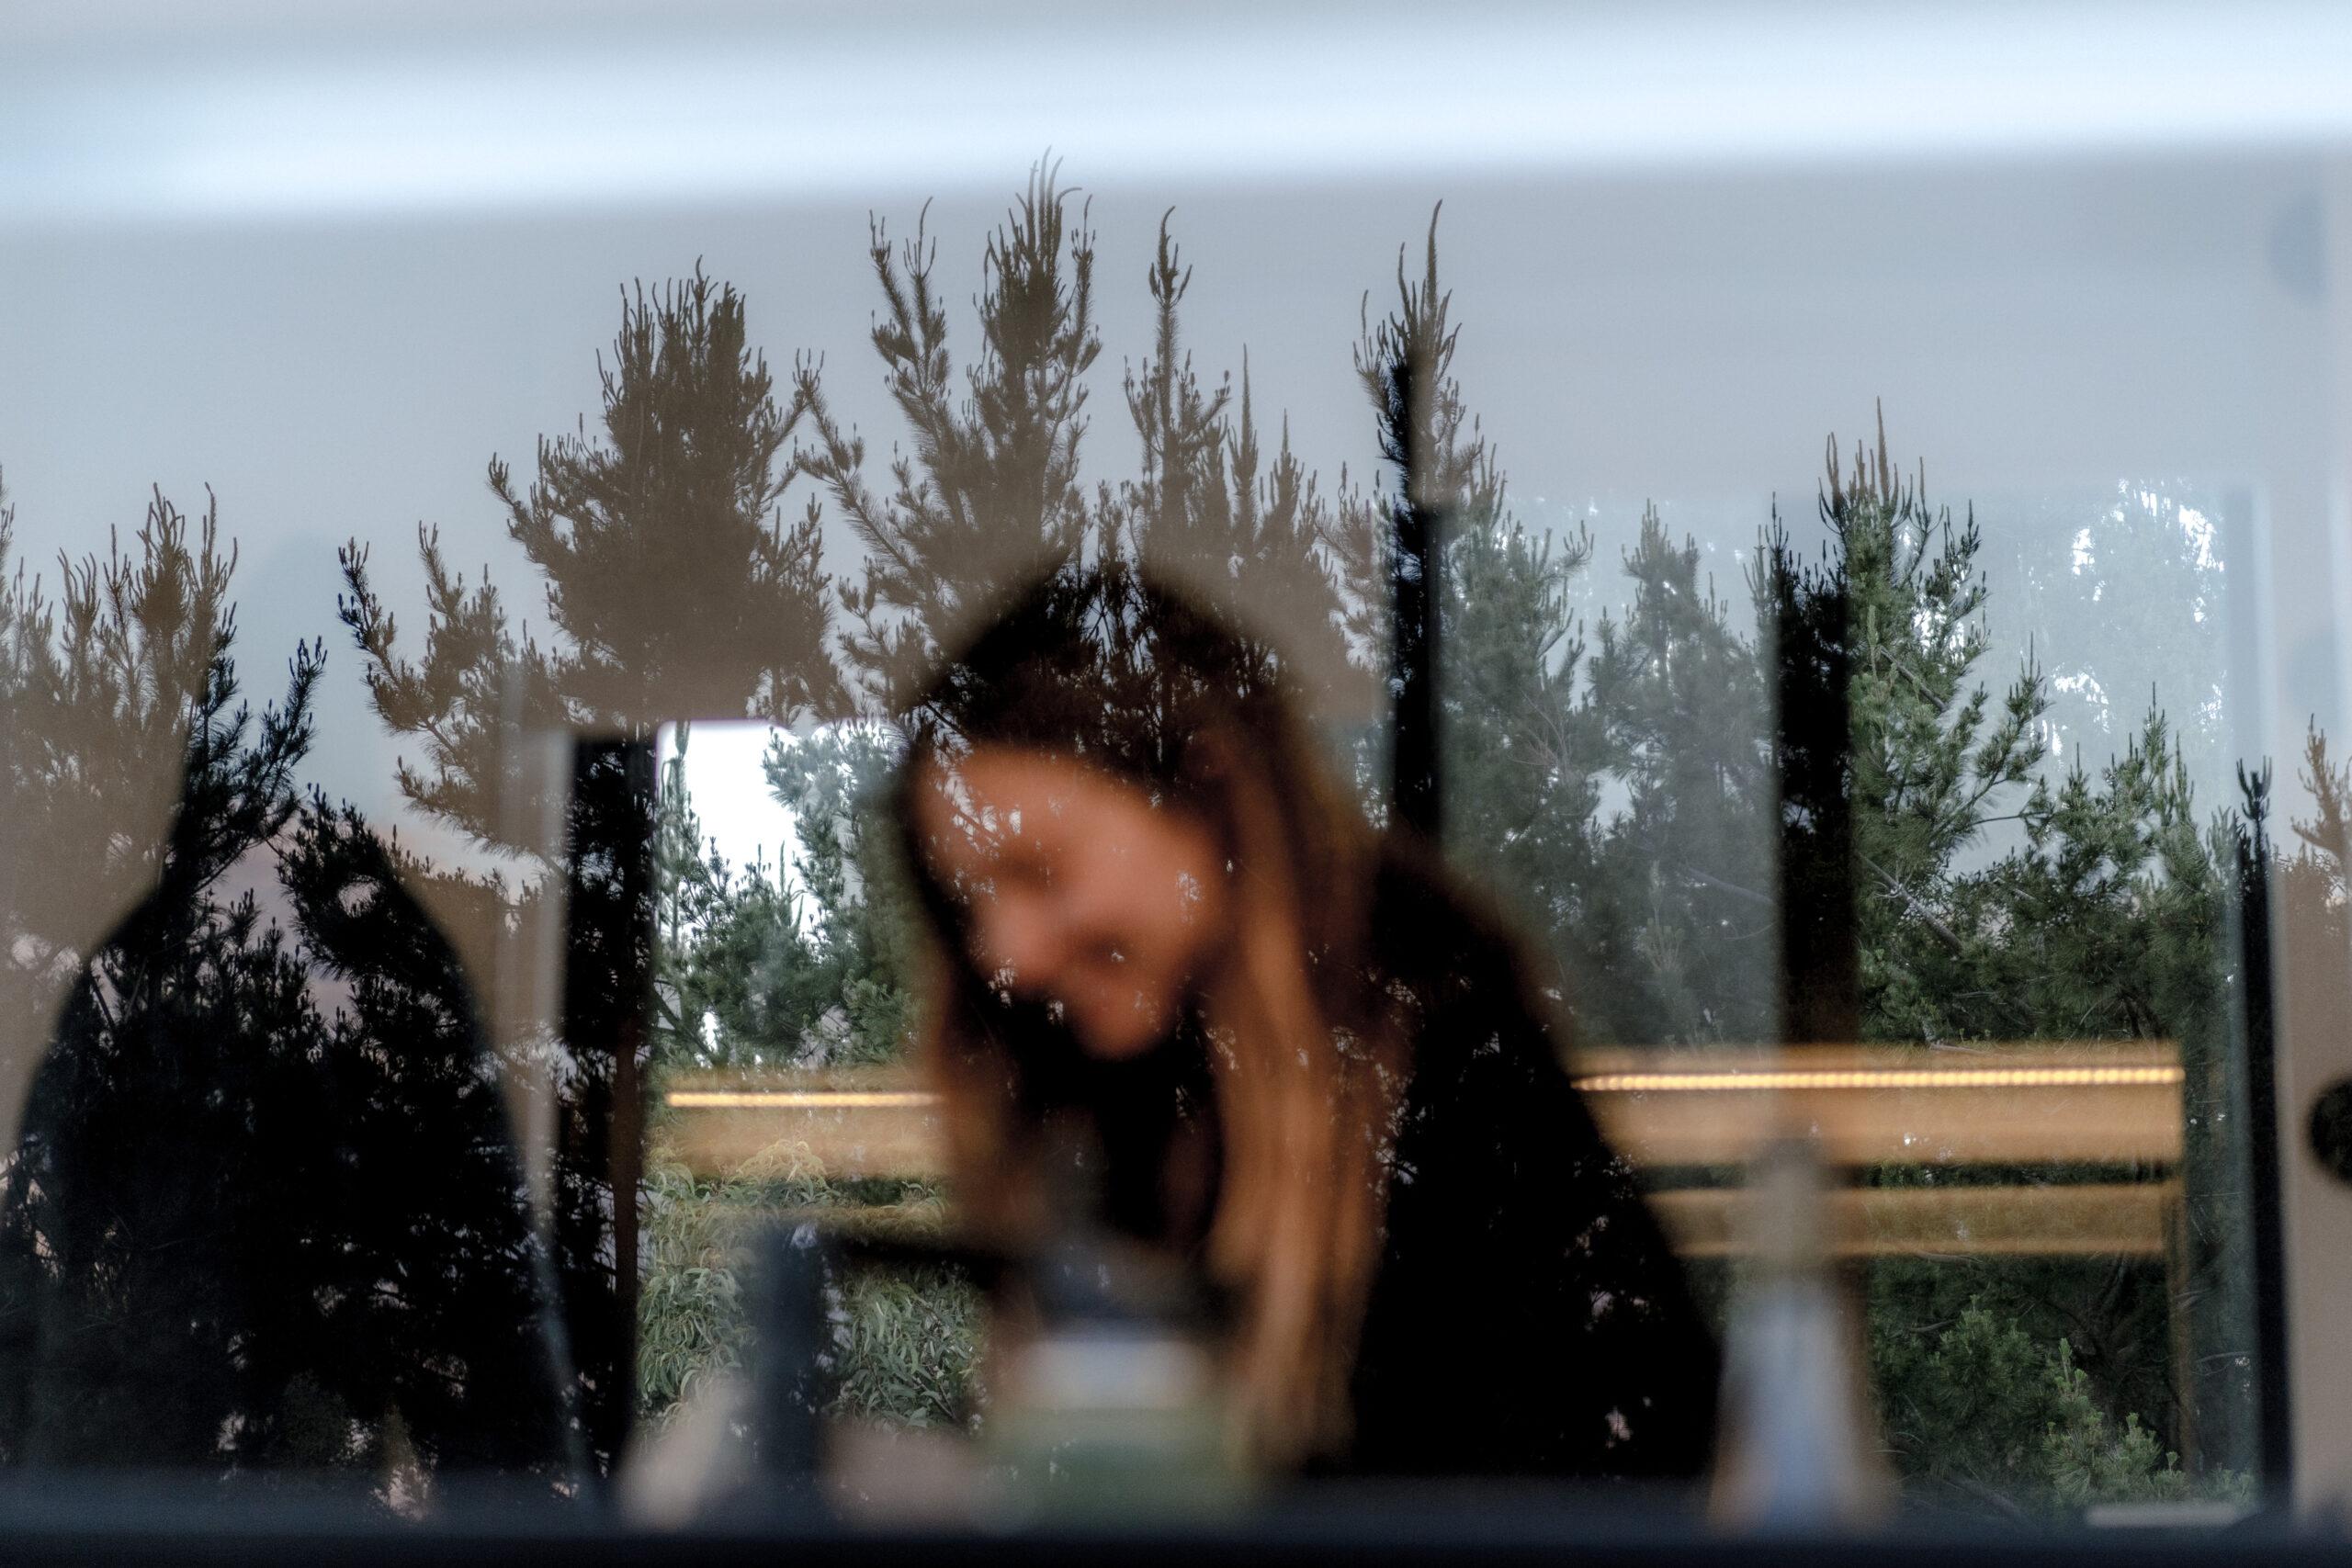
633,184,2270,1519
2,50,2324,1524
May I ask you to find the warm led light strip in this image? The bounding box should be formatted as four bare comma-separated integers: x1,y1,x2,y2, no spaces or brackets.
670,1067,2180,1108
667,1090,940,1110
662,1066,2164,1104
1572,1066,2184,1094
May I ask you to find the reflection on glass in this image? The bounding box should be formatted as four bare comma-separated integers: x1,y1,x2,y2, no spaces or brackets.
334,268,846,1476
621,174,2279,1521
0,505,571,1486
894,563,1720,1481
0,141,2303,1533
1443,407,2267,1514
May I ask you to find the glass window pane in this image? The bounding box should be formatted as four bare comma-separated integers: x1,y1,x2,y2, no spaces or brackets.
9,0,2352,1542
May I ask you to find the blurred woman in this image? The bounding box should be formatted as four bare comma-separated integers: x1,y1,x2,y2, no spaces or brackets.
895,564,1717,1481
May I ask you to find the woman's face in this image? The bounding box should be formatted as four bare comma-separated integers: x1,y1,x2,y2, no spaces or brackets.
914,746,1228,1060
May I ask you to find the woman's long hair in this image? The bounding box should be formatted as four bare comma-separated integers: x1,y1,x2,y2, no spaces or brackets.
893,564,1413,1466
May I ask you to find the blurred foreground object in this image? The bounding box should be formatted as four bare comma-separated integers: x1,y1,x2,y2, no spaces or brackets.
748,1224,837,1489
619,1223,842,1527
981,1131,1246,1520
1713,1139,1893,1527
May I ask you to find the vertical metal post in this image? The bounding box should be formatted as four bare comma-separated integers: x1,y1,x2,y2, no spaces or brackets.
1766,556,1860,1048
2236,768,2296,1495
1390,353,1443,840
560,734,660,1477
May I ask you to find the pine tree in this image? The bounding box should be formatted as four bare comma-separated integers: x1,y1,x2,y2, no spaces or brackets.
752,169,1373,1075
1351,224,1776,1044
1753,419,2242,1491
650,724,914,1072
801,163,1102,706
1117,214,1358,714
339,266,841,843
751,724,917,1066
0,486,239,1117
338,266,841,1472
1578,511,1777,1044
1343,218,1610,1000
1774,412,2048,1045
1352,209,1488,832
0,490,568,1480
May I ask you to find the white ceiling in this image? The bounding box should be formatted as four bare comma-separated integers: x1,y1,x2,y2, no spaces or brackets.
10,1,2352,221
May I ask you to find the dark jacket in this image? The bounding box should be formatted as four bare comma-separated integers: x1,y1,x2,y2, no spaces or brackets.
1012,843,1721,1483
1342,847,1722,1482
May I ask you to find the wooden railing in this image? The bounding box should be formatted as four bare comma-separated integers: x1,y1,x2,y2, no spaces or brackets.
654,1041,2187,1259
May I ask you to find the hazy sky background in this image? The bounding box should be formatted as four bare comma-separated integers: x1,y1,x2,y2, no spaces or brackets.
5,1,2348,869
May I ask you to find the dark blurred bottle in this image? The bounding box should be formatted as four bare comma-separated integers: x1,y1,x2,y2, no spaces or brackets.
749,1222,838,1492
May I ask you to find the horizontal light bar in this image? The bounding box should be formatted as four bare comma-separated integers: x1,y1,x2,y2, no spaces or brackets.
668,1066,2183,1110
1571,1066,2184,1094
666,1090,938,1111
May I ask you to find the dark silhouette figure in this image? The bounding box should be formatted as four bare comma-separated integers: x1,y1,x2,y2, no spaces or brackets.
0,636,574,1488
